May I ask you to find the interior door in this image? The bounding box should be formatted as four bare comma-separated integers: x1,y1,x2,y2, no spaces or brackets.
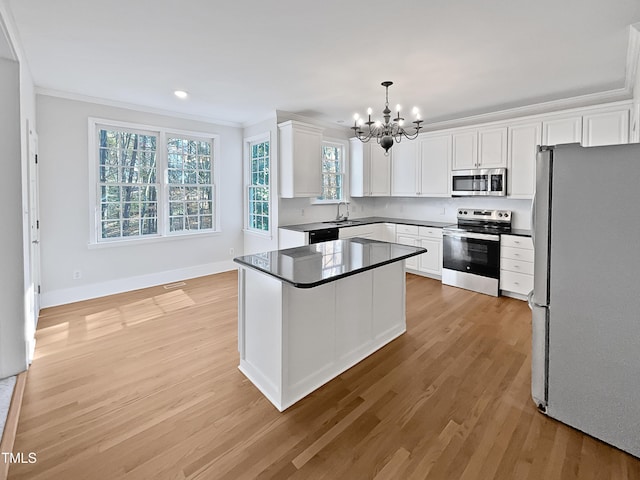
27,122,41,362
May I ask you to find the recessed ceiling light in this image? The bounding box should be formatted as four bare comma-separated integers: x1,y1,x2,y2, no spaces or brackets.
174,90,188,99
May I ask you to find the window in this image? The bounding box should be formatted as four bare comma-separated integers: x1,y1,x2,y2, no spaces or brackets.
98,128,159,239
90,119,218,244
317,141,345,202
247,138,270,232
167,136,214,233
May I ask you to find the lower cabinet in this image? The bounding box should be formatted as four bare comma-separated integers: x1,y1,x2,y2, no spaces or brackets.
500,235,534,298
396,225,442,278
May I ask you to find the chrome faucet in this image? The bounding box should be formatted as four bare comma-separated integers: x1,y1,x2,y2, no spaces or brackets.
336,202,349,221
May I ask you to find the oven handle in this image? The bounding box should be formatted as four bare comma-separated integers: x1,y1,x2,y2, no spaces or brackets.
443,230,500,242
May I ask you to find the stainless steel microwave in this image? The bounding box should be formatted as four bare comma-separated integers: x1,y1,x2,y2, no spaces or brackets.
451,168,507,196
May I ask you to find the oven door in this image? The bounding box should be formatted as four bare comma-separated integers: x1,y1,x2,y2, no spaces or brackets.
442,230,500,278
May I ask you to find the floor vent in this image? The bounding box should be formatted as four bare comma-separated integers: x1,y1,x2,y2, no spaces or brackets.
163,281,187,290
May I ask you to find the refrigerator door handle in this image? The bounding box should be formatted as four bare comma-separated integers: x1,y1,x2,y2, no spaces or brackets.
530,190,536,247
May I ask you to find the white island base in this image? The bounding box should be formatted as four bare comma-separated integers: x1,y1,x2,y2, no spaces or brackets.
237,262,406,411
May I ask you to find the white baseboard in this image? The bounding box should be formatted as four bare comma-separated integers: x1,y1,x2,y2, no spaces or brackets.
41,260,237,308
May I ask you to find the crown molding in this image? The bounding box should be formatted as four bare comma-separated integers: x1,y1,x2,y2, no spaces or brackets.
35,87,244,128
275,110,352,133
420,87,633,132
0,2,19,61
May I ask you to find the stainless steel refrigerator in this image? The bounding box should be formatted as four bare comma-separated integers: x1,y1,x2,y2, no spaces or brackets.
529,142,640,458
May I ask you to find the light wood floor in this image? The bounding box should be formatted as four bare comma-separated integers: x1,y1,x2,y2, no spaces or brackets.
8,271,640,479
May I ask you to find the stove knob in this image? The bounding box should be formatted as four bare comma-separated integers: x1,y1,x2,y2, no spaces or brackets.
464,210,468,214
504,212,509,217
458,210,462,215
498,213,503,217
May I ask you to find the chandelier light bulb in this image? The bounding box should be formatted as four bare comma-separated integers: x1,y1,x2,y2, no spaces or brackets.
353,113,360,121
396,104,402,112
412,106,419,115
374,120,382,128
398,119,404,126
357,118,364,126
367,107,373,115
416,113,422,120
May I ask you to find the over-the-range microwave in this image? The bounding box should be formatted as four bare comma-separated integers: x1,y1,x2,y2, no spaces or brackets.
451,168,507,196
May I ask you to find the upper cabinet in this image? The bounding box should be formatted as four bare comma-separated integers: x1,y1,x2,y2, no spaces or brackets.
279,121,324,198
541,115,582,146
391,141,418,196
418,133,451,197
452,126,507,170
582,108,629,146
350,140,391,197
508,122,541,199
391,134,450,197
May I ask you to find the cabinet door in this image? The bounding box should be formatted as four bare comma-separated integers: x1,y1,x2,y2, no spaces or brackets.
582,109,629,146
419,238,442,275
279,121,323,198
396,234,419,270
391,141,418,196
369,144,391,196
419,134,451,196
349,138,365,197
542,116,582,146
508,122,541,199
452,131,478,170
478,126,508,168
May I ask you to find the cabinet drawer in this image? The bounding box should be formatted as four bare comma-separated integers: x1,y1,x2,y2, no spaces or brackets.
500,270,534,295
338,224,376,239
501,246,534,263
418,226,443,239
396,224,419,235
501,258,534,275
501,235,533,250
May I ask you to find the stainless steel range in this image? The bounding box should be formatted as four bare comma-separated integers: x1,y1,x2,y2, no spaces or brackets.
442,209,512,296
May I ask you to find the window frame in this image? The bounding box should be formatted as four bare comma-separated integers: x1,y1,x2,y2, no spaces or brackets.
312,138,348,205
243,132,272,237
88,117,220,246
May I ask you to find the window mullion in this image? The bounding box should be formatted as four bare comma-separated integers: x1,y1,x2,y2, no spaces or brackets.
158,130,168,236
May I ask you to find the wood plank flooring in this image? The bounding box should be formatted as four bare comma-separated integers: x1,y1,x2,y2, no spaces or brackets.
7,271,640,479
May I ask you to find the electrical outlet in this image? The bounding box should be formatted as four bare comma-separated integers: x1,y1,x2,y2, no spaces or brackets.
72,270,82,280
229,248,235,256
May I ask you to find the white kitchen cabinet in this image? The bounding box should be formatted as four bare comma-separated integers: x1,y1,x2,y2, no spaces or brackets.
338,223,378,239
500,235,534,298
418,134,451,196
452,127,507,170
350,139,391,197
452,131,478,170
396,224,442,278
508,122,542,199
391,141,418,196
278,228,308,248
541,115,582,146
417,227,443,277
582,108,629,146
391,134,450,197
395,233,419,270
279,121,324,198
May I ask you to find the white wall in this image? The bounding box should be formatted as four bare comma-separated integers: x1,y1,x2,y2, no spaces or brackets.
0,0,37,377
37,95,244,307
0,56,28,378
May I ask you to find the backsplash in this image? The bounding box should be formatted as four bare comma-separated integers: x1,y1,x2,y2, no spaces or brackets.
279,196,532,230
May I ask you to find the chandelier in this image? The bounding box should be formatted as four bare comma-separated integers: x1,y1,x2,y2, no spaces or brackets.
351,81,424,155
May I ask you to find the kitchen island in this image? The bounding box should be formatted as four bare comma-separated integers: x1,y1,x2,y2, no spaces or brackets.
233,238,426,411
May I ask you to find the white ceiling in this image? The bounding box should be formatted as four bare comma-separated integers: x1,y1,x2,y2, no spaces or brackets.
7,0,640,127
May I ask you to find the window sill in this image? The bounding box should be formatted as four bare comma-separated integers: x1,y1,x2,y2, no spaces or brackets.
88,230,222,249
242,228,272,239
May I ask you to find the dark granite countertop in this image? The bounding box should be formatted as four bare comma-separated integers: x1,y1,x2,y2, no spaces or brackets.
279,216,532,238
233,238,427,288
279,216,452,232
504,229,532,237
